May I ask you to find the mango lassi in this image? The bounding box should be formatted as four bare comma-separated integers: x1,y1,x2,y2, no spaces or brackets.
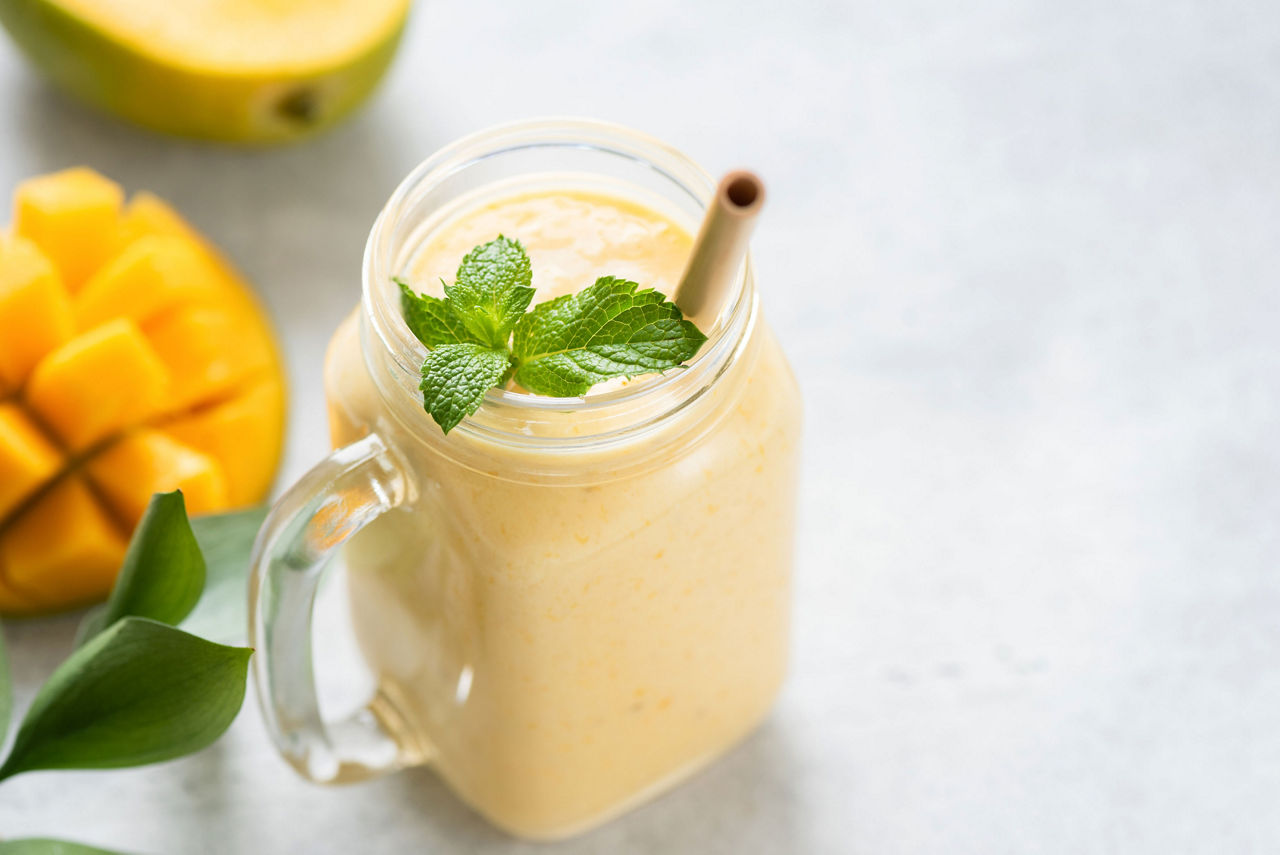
320,186,800,838
251,121,802,841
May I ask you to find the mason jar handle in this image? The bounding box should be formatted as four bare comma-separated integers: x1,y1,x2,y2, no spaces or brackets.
249,432,417,784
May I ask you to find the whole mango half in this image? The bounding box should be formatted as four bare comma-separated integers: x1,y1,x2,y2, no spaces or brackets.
0,168,287,615
0,0,410,143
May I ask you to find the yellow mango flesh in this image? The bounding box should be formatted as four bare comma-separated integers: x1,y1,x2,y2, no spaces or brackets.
0,403,62,519
0,237,74,392
75,235,222,330
86,430,228,528
145,306,274,414
2,477,129,610
51,0,409,73
165,379,285,507
26,317,171,452
0,168,287,615
121,193,284,354
12,168,124,291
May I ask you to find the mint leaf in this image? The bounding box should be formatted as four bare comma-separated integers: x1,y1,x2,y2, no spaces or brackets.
76,491,205,647
512,276,707,397
419,343,512,434
0,617,250,781
444,236,535,347
397,278,476,347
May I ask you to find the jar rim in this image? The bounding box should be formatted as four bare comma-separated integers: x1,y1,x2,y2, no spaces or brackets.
361,117,755,449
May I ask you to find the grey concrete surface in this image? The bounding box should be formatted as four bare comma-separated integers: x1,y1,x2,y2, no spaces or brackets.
1,0,1278,852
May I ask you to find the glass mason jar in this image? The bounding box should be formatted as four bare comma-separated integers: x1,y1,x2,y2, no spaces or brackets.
249,119,803,840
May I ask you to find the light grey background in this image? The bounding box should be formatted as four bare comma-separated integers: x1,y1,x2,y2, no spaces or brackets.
2,0,1279,852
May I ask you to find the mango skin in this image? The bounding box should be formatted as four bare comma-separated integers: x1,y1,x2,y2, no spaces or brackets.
0,0,407,144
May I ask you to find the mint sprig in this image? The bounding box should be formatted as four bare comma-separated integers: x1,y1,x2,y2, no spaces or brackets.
399,236,707,433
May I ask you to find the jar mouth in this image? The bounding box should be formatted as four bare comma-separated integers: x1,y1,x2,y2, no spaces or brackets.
361,117,754,448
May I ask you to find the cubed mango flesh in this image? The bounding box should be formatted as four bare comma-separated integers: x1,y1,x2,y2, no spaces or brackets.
0,403,63,519
75,235,222,330
12,168,124,291
25,317,171,452
0,237,74,390
1,477,129,609
144,306,274,414
86,430,228,528
0,168,286,615
165,379,285,506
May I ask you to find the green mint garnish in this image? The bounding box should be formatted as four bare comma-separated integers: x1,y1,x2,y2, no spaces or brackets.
399,235,708,433
510,276,707,396
396,280,473,347
418,342,513,434
447,235,537,347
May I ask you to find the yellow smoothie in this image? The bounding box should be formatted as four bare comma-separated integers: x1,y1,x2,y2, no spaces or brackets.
323,187,801,838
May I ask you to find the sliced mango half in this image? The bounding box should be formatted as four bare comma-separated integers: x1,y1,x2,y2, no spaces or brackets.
0,0,410,143
0,168,287,615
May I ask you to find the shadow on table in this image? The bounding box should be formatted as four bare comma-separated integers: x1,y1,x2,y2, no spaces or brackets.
365,717,811,853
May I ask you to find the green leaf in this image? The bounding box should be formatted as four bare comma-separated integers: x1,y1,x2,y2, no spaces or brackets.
76,492,205,647
0,840,133,855
397,278,477,347
0,622,11,745
444,235,535,347
400,237,709,431
512,276,708,397
0,617,251,781
180,506,269,644
418,343,512,434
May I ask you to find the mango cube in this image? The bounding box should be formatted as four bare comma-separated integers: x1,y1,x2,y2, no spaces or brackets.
145,306,273,413
0,403,63,519
0,237,74,389
13,168,123,291
166,379,285,505
25,318,171,451
75,235,223,331
1,477,128,608
86,430,229,527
